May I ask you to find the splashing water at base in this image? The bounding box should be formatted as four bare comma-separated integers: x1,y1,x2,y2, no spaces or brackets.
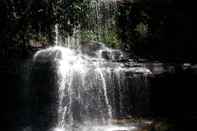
52,125,138,131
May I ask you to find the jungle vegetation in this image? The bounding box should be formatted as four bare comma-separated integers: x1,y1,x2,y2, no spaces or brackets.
0,0,196,62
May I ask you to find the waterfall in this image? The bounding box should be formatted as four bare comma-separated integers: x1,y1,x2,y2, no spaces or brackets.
31,0,152,131
33,43,151,131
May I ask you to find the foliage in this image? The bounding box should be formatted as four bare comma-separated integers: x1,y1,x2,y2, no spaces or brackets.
0,0,55,54
116,1,149,51
1,0,196,62
115,0,196,62
0,0,121,53
55,0,92,36
80,30,120,48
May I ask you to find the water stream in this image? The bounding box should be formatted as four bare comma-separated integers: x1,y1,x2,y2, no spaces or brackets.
33,40,151,131
31,0,152,131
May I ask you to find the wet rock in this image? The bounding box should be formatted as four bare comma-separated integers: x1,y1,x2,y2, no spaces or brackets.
80,41,104,56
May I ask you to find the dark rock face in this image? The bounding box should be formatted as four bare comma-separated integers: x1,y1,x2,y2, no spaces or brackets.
149,65,197,130
80,41,128,62
0,59,32,131
34,49,62,63
30,58,59,131
80,41,104,57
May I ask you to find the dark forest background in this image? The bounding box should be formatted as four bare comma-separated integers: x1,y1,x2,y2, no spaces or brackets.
0,0,196,62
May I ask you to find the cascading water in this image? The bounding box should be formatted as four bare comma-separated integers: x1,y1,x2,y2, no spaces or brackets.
33,42,151,131
31,0,152,131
